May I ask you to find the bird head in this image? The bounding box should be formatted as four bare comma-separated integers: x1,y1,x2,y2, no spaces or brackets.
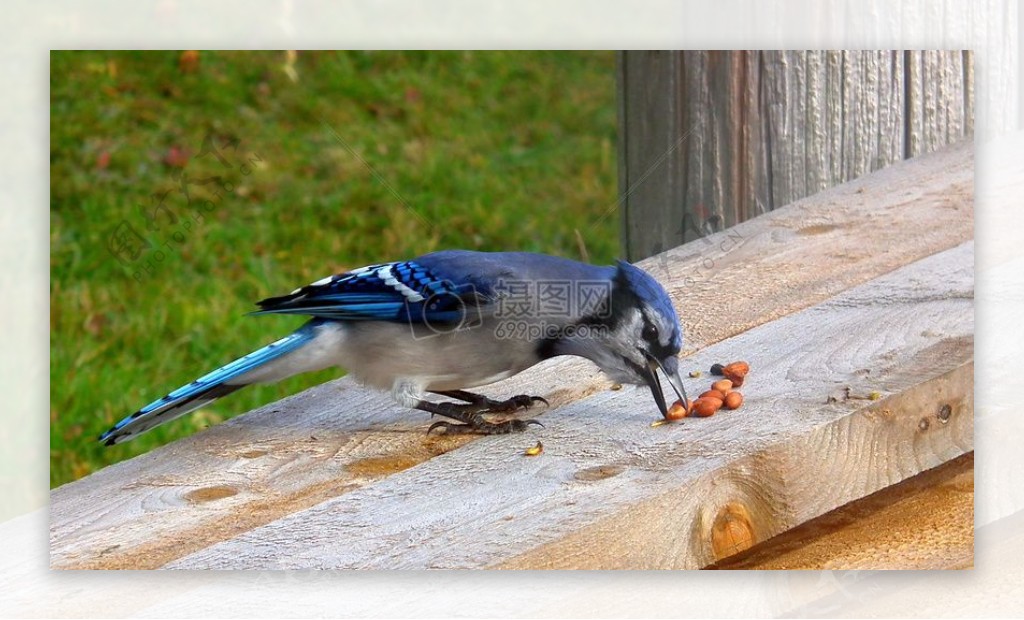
569,260,688,416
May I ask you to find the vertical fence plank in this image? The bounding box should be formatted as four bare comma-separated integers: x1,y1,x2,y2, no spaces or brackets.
617,51,686,262
906,50,968,157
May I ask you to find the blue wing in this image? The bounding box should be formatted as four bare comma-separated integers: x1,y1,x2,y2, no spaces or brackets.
254,261,489,324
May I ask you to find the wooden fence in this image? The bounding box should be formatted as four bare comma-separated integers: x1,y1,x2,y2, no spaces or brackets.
618,50,974,260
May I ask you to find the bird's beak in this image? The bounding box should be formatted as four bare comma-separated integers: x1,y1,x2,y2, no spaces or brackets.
640,361,669,417
643,352,689,415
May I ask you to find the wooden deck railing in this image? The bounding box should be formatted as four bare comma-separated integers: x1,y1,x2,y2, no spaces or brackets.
50,141,973,569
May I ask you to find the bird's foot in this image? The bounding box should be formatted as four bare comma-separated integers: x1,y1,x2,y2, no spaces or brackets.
427,418,544,435
417,397,545,435
431,390,549,413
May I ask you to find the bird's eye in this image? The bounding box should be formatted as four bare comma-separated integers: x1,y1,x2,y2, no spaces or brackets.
642,323,658,342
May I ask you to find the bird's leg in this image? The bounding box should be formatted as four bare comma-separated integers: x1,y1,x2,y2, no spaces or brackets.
430,390,548,413
415,398,544,435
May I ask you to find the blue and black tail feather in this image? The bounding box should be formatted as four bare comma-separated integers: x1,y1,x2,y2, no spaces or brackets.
99,325,318,446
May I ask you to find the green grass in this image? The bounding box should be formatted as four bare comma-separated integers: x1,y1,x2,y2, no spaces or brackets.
50,51,619,487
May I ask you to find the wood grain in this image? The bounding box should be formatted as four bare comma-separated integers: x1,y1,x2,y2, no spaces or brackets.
656,139,972,351
618,50,974,261
709,452,974,570
786,505,1022,618
906,50,971,158
616,50,689,259
49,142,973,570
166,242,973,569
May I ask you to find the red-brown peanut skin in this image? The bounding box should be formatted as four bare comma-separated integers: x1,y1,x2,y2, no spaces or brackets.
712,379,733,393
691,397,723,417
664,400,690,420
723,391,744,410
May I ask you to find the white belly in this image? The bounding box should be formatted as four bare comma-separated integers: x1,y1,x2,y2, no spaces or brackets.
334,320,540,395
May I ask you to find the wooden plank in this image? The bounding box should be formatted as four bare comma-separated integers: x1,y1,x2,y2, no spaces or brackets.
49,141,973,570
906,50,970,158
616,50,688,260
654,139,972,350
783,507,1022,618
838,50,904,178
709,452,973,570
166,241,973,569
619,50,973,261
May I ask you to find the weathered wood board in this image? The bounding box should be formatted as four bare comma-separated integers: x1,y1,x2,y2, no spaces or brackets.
618,50,974,260
49,141,973,570
710,452,974,570
164,241,973,569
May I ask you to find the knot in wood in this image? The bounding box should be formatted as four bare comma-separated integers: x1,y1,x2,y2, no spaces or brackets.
184,485,238,504
710,501,756,560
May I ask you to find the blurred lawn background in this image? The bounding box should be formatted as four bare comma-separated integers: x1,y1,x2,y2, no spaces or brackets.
50,50,618,487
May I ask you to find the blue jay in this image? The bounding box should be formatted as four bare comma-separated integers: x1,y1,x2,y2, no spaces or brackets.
100,250,689,445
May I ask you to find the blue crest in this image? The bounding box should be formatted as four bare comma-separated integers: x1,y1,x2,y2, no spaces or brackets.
615,260,682,350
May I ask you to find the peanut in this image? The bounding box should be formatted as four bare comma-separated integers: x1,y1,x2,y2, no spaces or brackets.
700,389,727,401
691,397,723,417
723,391,744,410
665,400,689,420
712,379,733,393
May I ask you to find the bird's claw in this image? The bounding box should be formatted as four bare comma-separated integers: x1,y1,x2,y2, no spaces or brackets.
426,420,453,434
420,392,547,435
425,418,543,435
492,394,548,413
